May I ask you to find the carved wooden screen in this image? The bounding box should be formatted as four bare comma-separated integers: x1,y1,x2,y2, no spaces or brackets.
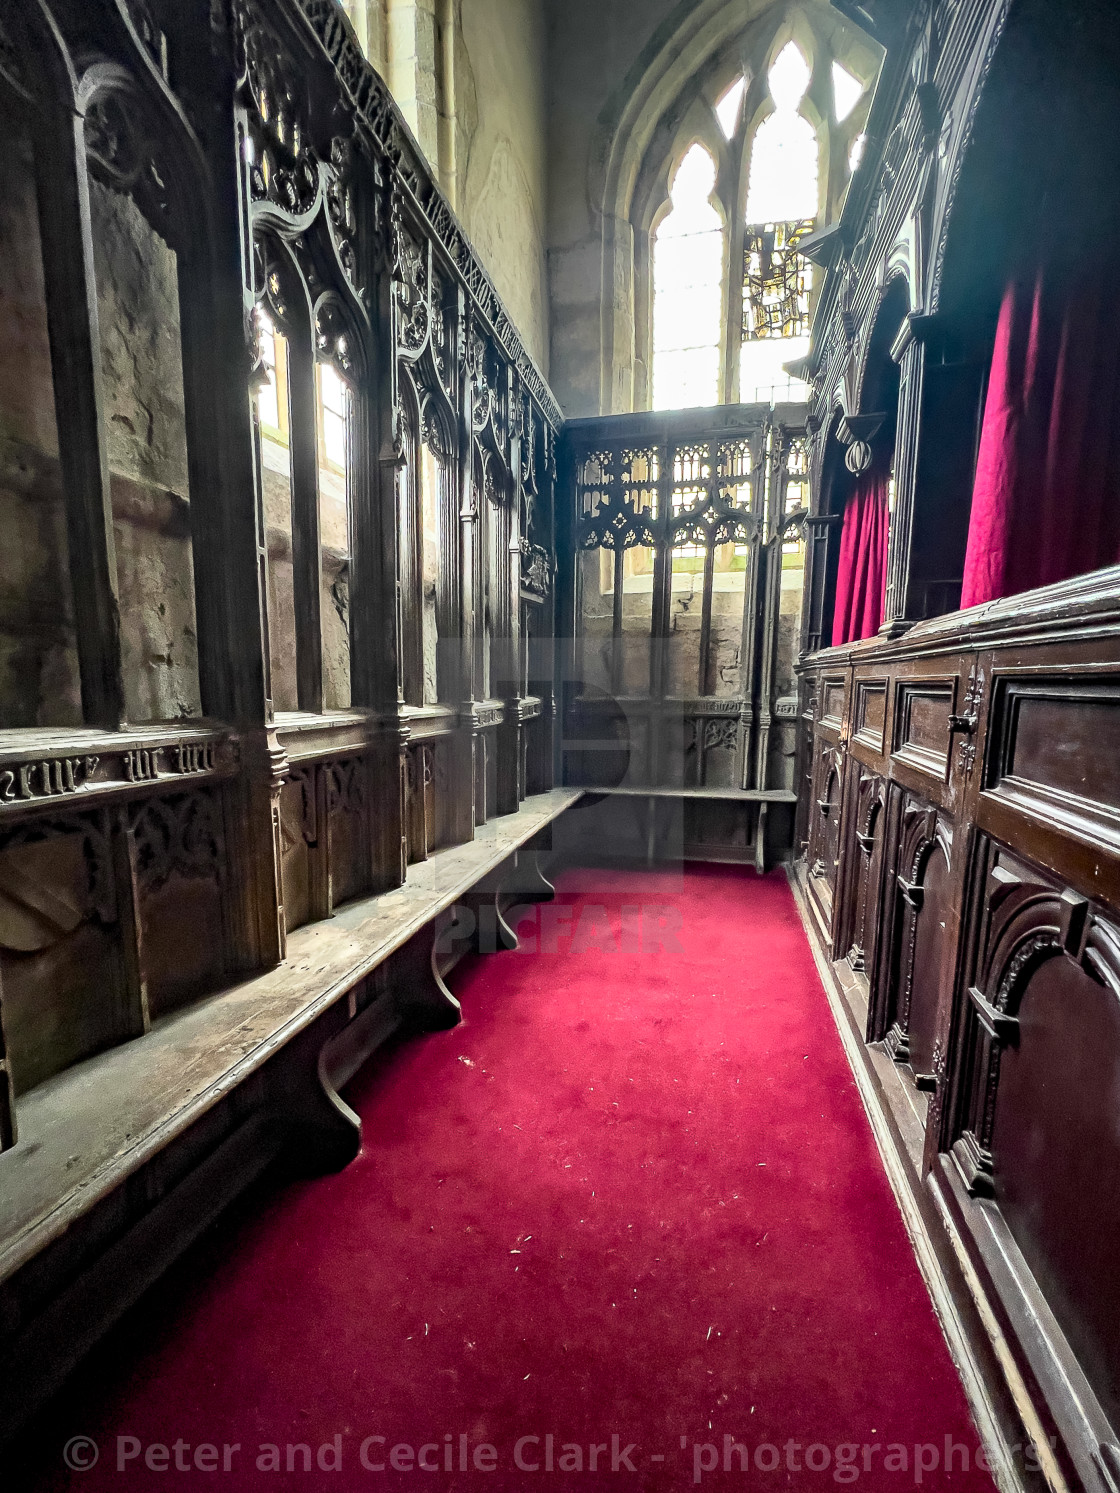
0,0,562,1149
561,407,807,797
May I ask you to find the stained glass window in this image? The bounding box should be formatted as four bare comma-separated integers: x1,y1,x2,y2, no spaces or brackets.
649,31,869,411
742,219,814,341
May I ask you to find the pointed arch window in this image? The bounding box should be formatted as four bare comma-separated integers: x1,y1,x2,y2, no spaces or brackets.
740,41,818,404
651,144,724,411
745,42,817,223
644,25,874,412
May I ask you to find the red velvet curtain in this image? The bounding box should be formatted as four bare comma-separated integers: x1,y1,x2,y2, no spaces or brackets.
960,265,1120,609
831,466,890,647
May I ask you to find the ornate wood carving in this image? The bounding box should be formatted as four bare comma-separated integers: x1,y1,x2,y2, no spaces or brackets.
288,0,562,432
0,813,117,949
882,795,951,1078
128,790,224,895
843,768,886,973
0,0,561,1139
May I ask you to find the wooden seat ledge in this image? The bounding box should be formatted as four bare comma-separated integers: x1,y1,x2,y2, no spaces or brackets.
0,788,582,1287
582,785,797,803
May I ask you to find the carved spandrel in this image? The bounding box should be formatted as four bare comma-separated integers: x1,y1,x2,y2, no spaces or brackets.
81,76,184,251
393,208,431,358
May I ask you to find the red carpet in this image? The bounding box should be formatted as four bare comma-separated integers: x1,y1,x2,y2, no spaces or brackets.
26,866,997,1490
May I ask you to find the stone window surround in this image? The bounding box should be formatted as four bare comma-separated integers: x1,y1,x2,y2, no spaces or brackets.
591,0,882,416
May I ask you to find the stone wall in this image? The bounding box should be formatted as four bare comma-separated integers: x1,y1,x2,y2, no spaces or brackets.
544,0,681,416
0,122,207,730
457,0,548,371
90,180,202,723
0,132,80,728
543,0,879,417
345,0,549,371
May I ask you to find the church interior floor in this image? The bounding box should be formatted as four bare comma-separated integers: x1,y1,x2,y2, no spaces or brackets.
17,865,996,1490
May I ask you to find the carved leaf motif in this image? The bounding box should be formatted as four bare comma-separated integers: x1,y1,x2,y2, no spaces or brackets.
130,792,223,895
394,211,429,355
235,0,319,218
703,718,739,752
326,136,361,292
326,759,365,816
994,930,1063,1013
520,540,550,602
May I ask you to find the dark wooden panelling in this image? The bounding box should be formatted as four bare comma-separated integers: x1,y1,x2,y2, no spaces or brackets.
791,0,1120,1474
906,839,951,1083
326,759,369,908
992,948,1120,1428
2,925,122,1095
279,773,315,934
880,794,952,1086
821,676,847,727
141,874,228,1021
984,680,1120,869
0,813,128,1090
808,737,843,896
133,791,229,1020
893,679,955,780
1001,687,1120,805
837,763,887,977
854,680,888,752
801,585,1120,1490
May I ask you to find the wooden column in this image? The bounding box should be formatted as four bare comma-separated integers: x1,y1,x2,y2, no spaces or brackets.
351,176,406,892
753,434,787,791
168,32,283,965
697,437,719,697
648,439,673,782
496,388,522,815
739,430,770,787
883,313,927,630
451,291,478,842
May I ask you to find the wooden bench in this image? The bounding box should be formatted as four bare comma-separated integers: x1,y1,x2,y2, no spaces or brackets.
0,788,581,1444
579,785,798,872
